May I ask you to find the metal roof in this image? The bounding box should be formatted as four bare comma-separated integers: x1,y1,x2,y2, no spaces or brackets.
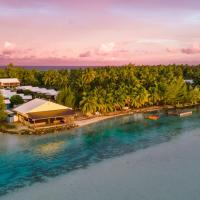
0,78,20,83
14,98,71,114
17,86,58,96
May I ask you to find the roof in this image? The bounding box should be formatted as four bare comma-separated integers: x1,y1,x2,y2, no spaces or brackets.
4,99,11,104
6,109,14,115
18,94,32,100
14,98,71,114
0,89,17,98
0,89,32,100
17,86,58,96
0,78,20,83
184,79,194,84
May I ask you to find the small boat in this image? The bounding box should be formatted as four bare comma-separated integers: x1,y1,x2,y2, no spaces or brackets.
167,110,192,117
179,111,192,117
146,115,160,120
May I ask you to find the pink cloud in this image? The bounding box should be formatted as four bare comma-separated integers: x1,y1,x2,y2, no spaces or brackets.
0,1,200,66
166,48,179,54
166,45,200,55
94,42,129,57
1,0,200,10
181,47,200,54
79,51,91,57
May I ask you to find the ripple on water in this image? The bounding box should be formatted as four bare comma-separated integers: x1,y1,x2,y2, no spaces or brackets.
0,112,199,196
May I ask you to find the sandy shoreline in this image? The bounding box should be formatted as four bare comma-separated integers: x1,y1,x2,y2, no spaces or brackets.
75,112,133,127
75,106,161,127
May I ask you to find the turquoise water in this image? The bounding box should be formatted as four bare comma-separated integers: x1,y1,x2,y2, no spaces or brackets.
0,111,199,197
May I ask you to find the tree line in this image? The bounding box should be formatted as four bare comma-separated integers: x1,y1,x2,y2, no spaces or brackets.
1,63,200,116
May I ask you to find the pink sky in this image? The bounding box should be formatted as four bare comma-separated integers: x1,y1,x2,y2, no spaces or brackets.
0,0,200,66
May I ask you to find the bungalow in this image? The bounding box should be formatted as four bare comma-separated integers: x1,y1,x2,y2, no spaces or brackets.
13,98,75,129
0,78,20,88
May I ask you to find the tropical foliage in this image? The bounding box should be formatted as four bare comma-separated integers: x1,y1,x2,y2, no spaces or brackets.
0,94,6,121
10,95,24,106
1,63,200,115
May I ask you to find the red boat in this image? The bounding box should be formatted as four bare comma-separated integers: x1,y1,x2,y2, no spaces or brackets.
147,115,160,120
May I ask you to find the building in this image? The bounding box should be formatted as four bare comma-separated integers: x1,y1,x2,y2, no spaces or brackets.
6,110,18,123
4,99,11,109
17,86,58,100
13,98,75,129
0,89,32,102
184,79,194,84
0,78,20,88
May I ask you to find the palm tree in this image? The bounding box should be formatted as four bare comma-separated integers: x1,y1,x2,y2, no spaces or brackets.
80,93,98,115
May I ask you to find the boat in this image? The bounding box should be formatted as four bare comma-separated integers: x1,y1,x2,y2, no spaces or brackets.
146,115,160,120
179,111,192,117
167,110,192,117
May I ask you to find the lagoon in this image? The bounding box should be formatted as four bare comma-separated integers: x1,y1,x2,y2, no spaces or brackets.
1,111,200,199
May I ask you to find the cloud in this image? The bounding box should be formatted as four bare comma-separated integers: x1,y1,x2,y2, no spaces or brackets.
166,48,179,53
181,47,200,54
99,42,115,54
166,45,200,55
0,42,35,58
2,49,16,55
1,41,16,55
95,42,128,56
1,0,200,10
79,51,91,57
4,41,15,49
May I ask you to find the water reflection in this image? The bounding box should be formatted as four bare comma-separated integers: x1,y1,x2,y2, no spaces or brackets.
0,112,198,196
35,141,65,156
0,135,23,153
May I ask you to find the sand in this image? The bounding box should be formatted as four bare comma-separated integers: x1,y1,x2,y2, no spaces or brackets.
75,115,118,127
75,106,161,127
2,128,200,200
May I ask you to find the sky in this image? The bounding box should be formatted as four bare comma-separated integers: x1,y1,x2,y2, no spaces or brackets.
0,0,200,66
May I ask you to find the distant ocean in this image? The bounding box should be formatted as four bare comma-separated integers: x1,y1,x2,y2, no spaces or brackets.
0,66,92,70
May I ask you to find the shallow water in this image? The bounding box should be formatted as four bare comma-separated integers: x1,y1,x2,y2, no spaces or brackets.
0,111,199,197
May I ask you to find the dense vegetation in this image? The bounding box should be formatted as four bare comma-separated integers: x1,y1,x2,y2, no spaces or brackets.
0,94,6,121
1,63,200,115
10,95,24,107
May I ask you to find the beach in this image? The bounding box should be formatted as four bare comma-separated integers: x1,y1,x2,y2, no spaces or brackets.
75,106,161,127
1,127,200,200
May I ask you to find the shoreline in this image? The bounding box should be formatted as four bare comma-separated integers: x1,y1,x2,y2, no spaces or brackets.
75,109,150,127
1,104,197,135
64,104,200,128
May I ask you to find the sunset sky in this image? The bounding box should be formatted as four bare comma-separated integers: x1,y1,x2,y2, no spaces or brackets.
0,0,200,66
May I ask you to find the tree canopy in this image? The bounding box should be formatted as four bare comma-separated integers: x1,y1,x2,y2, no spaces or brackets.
10,95,24,106
0,95,6,121
2,63,200,115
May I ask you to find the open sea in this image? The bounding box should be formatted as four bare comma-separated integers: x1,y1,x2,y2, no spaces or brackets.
0,66,102,70
1,110,200,199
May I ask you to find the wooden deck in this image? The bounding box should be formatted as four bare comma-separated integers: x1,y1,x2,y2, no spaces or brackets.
167,110,192,117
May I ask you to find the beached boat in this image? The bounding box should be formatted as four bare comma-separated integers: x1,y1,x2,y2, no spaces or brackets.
146,115,160,120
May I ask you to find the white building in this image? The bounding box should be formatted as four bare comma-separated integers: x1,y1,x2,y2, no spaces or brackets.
0,89,32,103
0,78,20,88
17,86,58,99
